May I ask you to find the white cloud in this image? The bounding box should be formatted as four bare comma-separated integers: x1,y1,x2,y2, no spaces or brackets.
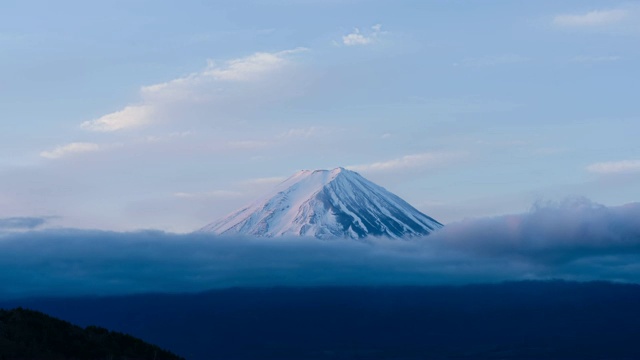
586,160,640,174
40,142,101,159
81,105,155,132
343,29,372,46
342,24,384,46
347,152,465,173
82,49,307,132
554,9,628,27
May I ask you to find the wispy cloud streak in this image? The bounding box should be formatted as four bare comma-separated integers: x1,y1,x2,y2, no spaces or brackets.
348,152,465,173
554,9,628,27
80,49,307,132
586,160,640,174
40,142,101,159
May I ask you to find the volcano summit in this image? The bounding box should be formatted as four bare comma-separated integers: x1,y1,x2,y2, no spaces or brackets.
200,168,443,239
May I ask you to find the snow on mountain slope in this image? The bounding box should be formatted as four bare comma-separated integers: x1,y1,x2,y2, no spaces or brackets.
199,167,443,239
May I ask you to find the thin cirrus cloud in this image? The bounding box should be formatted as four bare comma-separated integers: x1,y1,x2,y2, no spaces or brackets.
348,152,465,173
342,24,383,46
80,48,308,133
586,160,640,174
553,9,628,27
40,142,101,159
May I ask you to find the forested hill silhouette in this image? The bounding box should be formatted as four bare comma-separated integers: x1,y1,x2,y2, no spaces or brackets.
0,307,183,360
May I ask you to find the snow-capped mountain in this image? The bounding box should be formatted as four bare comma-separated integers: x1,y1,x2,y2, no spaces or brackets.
200,167,443,239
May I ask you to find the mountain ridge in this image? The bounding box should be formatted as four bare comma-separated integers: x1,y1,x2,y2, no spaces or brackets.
200,167,443,239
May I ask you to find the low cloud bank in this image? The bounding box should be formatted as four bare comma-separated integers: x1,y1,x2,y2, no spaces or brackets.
1,198,639,298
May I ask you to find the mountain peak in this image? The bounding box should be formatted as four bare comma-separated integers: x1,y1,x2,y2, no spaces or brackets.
293,166,348,177
200,168,443,239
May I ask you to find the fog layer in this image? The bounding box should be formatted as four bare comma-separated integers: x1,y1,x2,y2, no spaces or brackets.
1,198,638,298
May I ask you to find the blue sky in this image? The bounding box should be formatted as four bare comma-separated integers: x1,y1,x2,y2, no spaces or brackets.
1,0,639,232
